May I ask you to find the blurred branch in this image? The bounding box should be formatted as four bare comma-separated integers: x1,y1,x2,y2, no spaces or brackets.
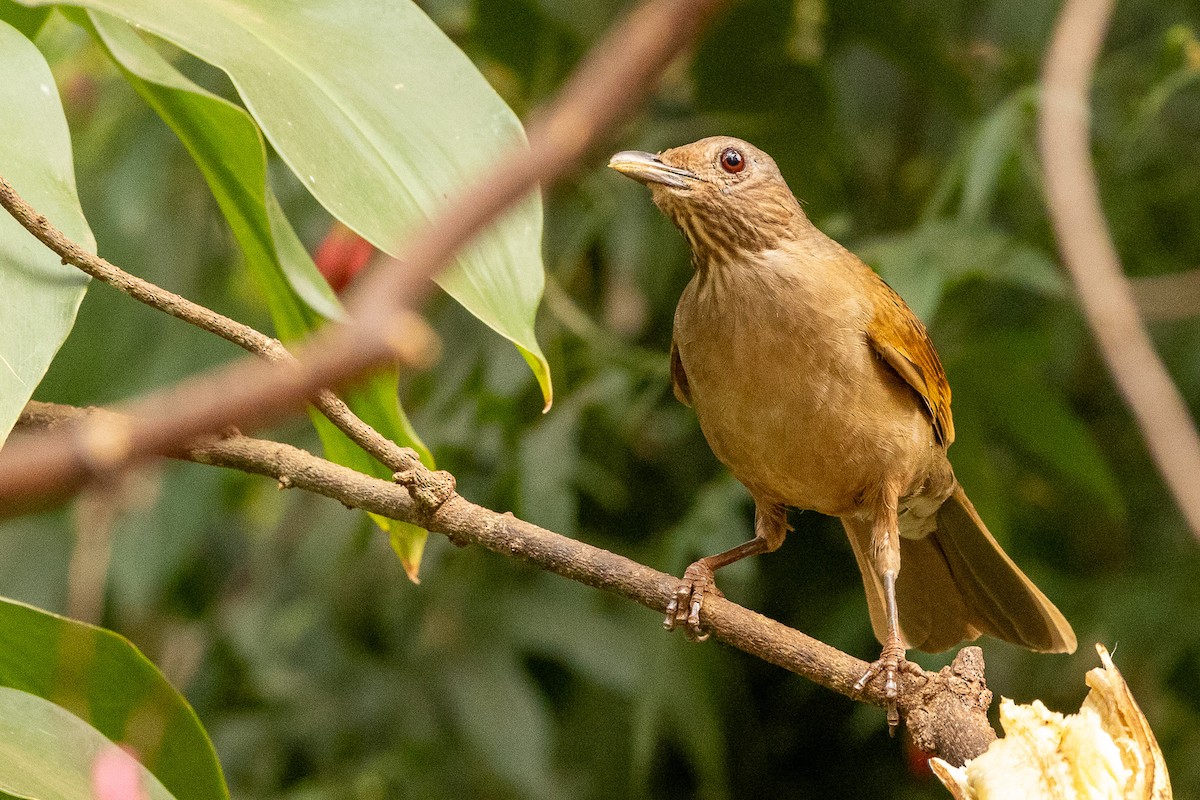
0,0,732,507
1131,269,1200,321
17,399,998,767
0,175,430,475
1038,0,1200,538
66,483,124,624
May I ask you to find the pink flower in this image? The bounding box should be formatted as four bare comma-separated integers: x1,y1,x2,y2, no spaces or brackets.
91,745,149,800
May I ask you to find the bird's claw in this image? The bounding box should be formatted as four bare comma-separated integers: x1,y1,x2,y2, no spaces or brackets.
853,636,926,733
663,561,723,642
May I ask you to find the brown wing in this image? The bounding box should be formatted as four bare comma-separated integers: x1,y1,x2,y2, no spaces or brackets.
866,276,955,446
669,338,692,406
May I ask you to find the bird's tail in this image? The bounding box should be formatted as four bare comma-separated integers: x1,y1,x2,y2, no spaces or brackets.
842,485,1077,654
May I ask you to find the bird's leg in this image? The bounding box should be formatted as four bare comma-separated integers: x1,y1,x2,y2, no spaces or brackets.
665,501,789,642
852,489,925,732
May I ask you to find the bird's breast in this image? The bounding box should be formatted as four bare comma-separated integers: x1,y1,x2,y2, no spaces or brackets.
674,250,940,516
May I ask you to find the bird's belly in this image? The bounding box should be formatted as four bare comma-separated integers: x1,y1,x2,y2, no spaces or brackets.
679,321,933,517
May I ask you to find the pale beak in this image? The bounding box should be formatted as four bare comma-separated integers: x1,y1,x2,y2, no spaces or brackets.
608,150,699,189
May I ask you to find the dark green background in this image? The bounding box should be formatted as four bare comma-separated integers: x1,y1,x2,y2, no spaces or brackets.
4,0,1200,796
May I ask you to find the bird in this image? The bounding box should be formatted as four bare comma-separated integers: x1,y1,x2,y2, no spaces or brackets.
609,136,1076,725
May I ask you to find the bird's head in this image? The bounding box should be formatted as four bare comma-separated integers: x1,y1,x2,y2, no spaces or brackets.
608,136,807,265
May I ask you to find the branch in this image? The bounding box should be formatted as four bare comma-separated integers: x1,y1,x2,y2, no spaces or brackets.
1038,0,1200,538
0,175,430,475
15,400,997,767
0,0,733,506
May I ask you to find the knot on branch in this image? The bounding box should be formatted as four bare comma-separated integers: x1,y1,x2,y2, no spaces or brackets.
905,646,996,766
936,646,992,713
76,411,134,474
393,465,456,519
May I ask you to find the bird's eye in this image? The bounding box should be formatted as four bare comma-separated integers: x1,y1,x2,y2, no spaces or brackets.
719,148,745,174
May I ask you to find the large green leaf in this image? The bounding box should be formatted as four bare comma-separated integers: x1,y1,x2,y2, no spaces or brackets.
83,11,433,578
0,687,175,800
0,597,227,800
28,0,551,409
0,20,92,448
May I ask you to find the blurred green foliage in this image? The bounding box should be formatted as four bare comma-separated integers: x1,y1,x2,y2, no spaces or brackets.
0,597,225,799
2,0,1200,797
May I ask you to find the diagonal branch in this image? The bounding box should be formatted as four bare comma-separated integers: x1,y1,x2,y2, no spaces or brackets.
1039,0,1200,538
0,174,429,475
0,0,734,507
15,399,998,767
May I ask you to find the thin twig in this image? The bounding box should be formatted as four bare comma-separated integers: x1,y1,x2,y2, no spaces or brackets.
1039,0,1200,538
15,399,997,767
0,0,733,505
0,175,426,474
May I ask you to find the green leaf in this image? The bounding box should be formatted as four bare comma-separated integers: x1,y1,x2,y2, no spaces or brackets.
0,20,92,448
958,88,1035,223
0,687,175,800
0,597,228,800
859,220,1065,321
84,11,433,578
32,0,552,409
0,0,50,38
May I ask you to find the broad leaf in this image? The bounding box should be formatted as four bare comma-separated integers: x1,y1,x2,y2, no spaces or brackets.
84,12,432,578
0,597,227,800
0,687,175,800
28,0,552,409
0,20,92,448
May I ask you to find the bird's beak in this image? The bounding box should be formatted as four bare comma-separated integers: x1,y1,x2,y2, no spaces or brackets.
608,150,699,189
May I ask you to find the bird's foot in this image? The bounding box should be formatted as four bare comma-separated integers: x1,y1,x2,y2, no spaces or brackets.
663,560,723,642
853,636,926,732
